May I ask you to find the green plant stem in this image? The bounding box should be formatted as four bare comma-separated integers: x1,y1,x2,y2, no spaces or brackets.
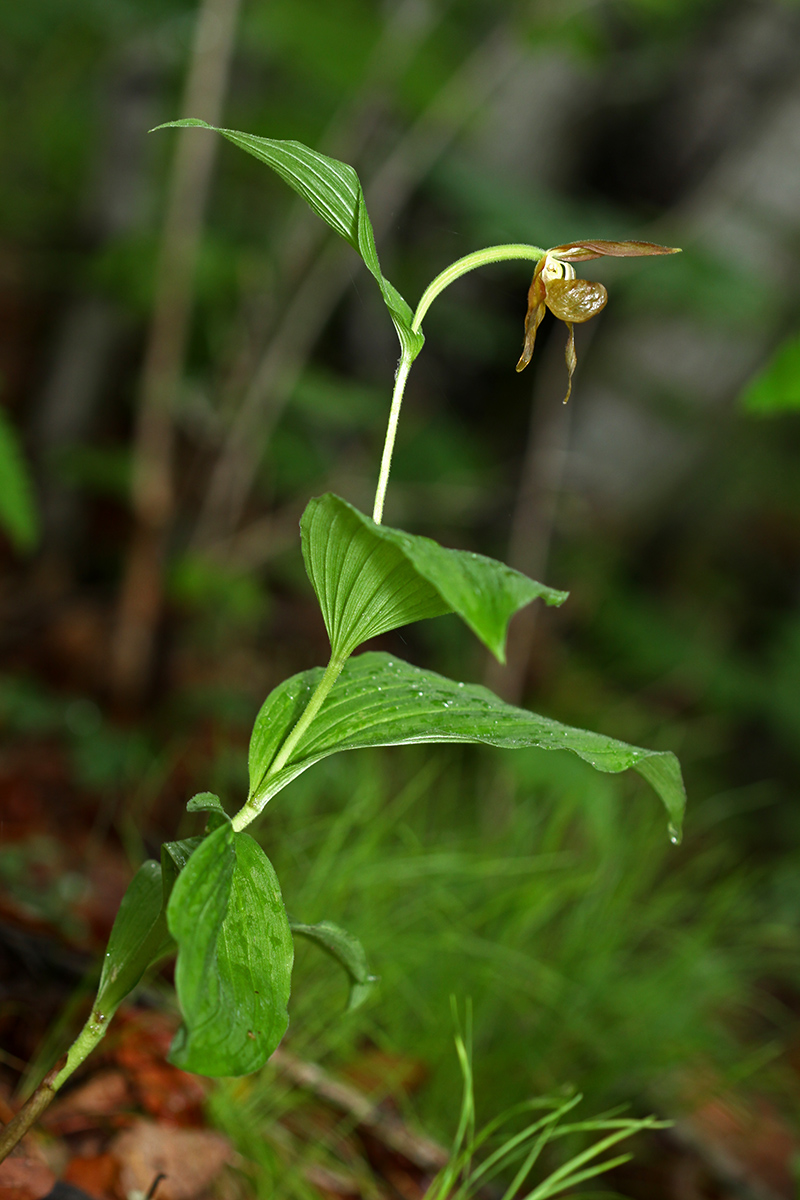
0,1009,111,1164
372,350,412,524
372,243,544,526
51,1009,110,1090
412,243,545,332
232,652,348,830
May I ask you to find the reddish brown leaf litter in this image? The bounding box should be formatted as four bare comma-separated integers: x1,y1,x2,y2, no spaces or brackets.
0,1154,56,1200
678,1087,799,1200
109,1013,208,1128
43,1073,133,1137
110,1121,232,1200
0,1009,230,1200
61,1153,119,1200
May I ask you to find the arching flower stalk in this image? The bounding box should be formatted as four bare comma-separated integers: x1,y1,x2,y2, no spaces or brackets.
516,239,680,402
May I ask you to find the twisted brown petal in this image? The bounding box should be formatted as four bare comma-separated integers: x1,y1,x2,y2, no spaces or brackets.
545,277,608,323
551,239,681,262
515,267,547,372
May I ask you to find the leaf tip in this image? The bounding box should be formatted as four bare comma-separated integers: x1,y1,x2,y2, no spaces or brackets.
546,588,570,608
186,791,227,816
149,118,214,134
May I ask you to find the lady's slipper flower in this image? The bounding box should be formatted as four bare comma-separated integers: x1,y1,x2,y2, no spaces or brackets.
516,239,680,402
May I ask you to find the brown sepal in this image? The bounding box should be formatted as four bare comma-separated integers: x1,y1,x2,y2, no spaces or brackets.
516,265,547,372
551,239,681,262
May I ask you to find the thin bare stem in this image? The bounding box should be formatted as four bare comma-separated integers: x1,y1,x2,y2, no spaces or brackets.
371,243,545,528
372,353,412,524
412,243,545,332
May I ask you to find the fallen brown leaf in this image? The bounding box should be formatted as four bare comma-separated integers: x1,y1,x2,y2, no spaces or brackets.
110,1119,232,1200
62,1153,119,1200
0,1152,56,1200
43,1073,132,1136
111,1013,207,1127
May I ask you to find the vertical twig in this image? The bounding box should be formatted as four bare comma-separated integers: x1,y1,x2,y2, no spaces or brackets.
111,0,242,703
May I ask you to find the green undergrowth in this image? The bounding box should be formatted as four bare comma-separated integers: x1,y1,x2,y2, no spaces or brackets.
207,742,793,1193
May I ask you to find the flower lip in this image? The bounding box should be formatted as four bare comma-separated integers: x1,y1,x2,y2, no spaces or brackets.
515,238,680,402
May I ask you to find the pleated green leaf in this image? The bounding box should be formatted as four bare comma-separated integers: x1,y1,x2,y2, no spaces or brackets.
96,860,174,1019
291,920,376,1012
155,120,424,362
301,494,568,662
248,652,685,839
167,824,294,1077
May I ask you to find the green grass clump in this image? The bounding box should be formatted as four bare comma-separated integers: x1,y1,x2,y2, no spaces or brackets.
208,741,784,1195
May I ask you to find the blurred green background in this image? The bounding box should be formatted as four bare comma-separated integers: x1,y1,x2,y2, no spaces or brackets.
2,0,800,1195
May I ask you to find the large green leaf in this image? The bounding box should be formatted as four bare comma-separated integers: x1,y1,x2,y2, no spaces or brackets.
0,407,39,552
248,652,686,839
167,824,294,1076
301,493,568,662
155,120,424,362
291,920,376,1012
95,860,174,1018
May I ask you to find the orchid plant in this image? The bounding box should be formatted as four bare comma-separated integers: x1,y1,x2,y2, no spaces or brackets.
0,123,684,1162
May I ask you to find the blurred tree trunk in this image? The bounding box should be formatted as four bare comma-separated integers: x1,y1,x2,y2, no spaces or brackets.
34,47,160,557
110,0,243,705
